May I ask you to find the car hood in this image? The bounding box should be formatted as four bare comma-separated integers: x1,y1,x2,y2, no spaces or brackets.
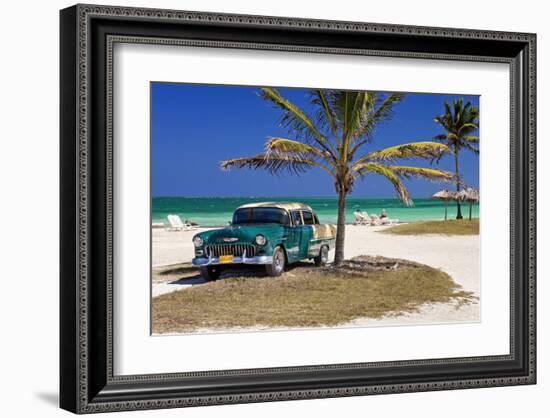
197,224,286,244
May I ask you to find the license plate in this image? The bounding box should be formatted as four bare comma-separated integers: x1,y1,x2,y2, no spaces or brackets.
219,255,234,264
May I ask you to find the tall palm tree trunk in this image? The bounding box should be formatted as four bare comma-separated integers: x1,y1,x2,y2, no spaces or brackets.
334,189,347,266
454,149,463,219
468,202,472,220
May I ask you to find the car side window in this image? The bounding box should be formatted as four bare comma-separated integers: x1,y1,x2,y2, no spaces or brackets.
313,213,320,224
291,210,303,226
302,211,314,225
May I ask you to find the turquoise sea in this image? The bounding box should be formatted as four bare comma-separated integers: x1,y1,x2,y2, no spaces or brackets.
152,197,479,227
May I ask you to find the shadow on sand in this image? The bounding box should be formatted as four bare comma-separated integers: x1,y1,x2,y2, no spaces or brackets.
169,275,207,286
160,261,316,288
193,262,313,281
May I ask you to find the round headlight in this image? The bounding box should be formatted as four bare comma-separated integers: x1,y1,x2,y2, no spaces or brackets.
193,236,204,247
255,234,266,246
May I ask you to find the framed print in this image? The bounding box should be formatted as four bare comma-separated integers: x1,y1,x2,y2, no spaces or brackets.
59,3,536,414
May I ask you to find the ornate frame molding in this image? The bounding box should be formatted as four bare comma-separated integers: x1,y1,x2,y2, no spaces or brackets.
60,4,536,414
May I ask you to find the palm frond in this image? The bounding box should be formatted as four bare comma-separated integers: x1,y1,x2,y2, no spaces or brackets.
458,122,479,135
463,135,479,143
341,92,378,160
266,137,320,154
444,101,453,118
434,115,452,132
361,141,450,163
259,88,336,155
387,166,454,182
345,92,370,141
325,90,358,138
453,99,464,124
221,153,315,176
266,137,336,167
367,93,405,130
435,100,479,139
327,91,354,156
222,136,335,177
463,143,479,154
346,93,405,158
308,90,339,142
353,162,412,206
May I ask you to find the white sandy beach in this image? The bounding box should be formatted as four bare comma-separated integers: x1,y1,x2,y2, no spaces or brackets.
152,225,479,328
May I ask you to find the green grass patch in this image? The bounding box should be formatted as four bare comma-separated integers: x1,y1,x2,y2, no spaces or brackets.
152,256,475,334
381,219,479,236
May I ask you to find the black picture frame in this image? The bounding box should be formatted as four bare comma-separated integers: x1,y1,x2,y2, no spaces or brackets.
60,3,536,414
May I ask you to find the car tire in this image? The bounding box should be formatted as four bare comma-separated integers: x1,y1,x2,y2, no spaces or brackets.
314,245,329,267
265,246,286,277
200,265,222,281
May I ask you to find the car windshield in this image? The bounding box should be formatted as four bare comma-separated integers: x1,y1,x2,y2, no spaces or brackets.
232,208,290,225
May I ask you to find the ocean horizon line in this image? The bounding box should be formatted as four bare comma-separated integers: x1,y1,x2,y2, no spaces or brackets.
151,196,478,226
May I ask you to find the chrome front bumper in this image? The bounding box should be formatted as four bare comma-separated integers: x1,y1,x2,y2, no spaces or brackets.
192,255,273,266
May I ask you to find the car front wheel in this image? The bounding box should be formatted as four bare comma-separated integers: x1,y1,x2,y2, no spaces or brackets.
314,245,329,267
200,265,222,281
265,246,286,277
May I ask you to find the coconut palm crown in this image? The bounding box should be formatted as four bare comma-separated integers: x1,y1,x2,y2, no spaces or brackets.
221,88,453,265
433,99,479,219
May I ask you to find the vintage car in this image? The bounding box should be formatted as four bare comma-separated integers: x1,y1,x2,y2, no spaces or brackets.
192,202,336,280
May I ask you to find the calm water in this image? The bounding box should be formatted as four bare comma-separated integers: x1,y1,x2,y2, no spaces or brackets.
152,197,479,227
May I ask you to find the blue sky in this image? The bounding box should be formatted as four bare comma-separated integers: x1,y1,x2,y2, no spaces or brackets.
151,83,479,198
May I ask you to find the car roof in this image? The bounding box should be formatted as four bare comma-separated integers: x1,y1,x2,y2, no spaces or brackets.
236,202,314,212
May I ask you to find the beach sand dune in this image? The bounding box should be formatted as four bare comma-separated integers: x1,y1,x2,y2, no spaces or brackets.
152,225,479,327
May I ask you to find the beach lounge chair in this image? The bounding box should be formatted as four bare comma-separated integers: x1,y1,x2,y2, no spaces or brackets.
379,217,400,225
379,216,400,225
370,214,381,226
177,216,199,230
353,211,370,225
166,215,193,231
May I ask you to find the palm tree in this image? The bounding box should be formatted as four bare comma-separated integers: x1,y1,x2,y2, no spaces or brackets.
433,99,479,219
221,88,453,265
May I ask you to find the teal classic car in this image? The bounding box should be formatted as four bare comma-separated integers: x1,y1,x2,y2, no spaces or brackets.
192,202,336,280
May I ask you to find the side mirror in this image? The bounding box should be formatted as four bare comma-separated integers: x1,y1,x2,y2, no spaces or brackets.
227,221,232,226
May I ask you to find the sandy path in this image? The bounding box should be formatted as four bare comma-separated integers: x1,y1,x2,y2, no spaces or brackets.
152,225,480,325
152,228,204,268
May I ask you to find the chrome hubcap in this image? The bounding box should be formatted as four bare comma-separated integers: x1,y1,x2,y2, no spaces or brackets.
274,251,284,272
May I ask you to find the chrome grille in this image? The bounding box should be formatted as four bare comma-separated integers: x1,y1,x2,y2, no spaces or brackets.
205,244,256,258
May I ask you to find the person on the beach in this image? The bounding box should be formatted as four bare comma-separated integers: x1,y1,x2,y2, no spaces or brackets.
380,208,388,219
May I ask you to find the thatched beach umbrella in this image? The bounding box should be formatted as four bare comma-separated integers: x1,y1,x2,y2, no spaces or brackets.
432,189,456,221
456,187,479,220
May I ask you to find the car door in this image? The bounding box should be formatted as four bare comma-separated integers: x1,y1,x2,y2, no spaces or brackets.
300,210,315,258
286,210,304,262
